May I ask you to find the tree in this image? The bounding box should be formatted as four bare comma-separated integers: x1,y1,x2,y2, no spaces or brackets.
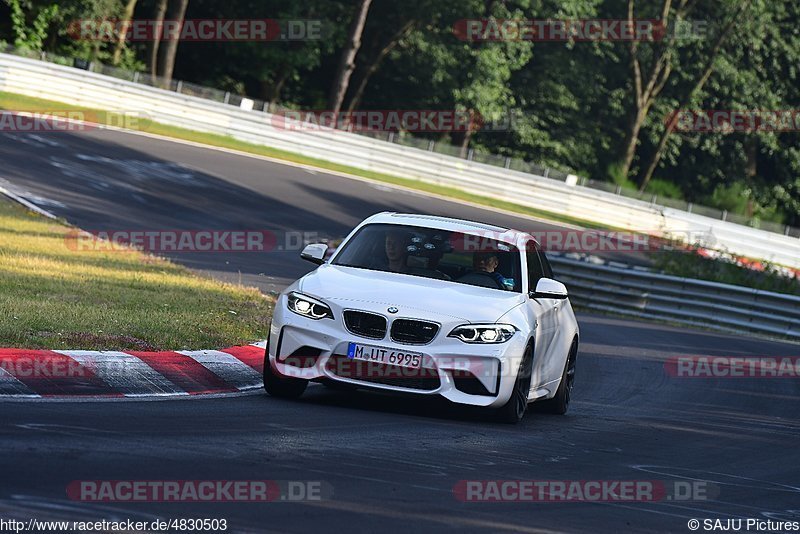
328,0,371,115
637,0,752,191
111,0,138,65
453,37,533,156
643,0,800,223
343,19,414,113
489,0,612,174
155,0,188,86
147,0,168,78
339,0,456,114
619,0,695,182
5,0,59,51
170,0,347,108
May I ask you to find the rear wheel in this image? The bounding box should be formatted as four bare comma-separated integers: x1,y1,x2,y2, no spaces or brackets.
263,339,308,399
537,339,577,415
494,343,534,424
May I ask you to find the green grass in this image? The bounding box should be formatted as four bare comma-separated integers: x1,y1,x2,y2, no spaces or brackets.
0,198,273,350
0,91,601,230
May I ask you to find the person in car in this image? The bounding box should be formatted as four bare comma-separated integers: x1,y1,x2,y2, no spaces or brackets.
473,251,508,288
384,230,411,273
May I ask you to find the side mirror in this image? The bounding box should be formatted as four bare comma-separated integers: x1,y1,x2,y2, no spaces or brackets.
531,277,568,300
300,243,328,265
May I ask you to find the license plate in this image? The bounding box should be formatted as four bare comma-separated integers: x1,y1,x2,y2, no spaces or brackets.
347,342,422,369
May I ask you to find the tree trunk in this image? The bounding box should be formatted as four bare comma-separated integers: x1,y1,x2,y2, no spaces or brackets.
745,138,757,216
328,0,372,117
90,39,101,63
261,70,289,107
147,0,168,79
620,110,646,179
157,0,190,88
112,0,138,65
619,0,690,181
745,138,757,179
344,20,414,114
637,0,751,191
457,119,474,158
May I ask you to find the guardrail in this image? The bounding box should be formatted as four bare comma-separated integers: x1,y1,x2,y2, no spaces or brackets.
1,52,800,270
551,255,800,340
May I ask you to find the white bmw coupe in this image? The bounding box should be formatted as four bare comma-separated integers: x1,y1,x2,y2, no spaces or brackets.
263,213,579,423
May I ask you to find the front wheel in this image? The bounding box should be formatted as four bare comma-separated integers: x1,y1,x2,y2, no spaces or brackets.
537,339,577,415
494,343,534,424
263,344,308,399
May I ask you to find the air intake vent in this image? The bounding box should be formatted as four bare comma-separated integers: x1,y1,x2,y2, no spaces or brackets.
451,370,495,396
390,319,439,345
280,347,323,368
343,310,387,339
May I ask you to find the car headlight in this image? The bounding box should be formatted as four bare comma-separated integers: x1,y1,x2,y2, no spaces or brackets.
448,324,516,344
287,292,333,320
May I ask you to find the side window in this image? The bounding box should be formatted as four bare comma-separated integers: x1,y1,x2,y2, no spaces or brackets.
526,242,545,291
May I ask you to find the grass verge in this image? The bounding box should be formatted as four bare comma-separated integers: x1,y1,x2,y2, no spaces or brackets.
0,197,272,350
0,91,600,230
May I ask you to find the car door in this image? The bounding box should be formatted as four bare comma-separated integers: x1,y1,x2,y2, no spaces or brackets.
539,250,575,383
526,241,560,389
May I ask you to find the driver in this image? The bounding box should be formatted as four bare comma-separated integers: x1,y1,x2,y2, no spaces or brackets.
473,251,507,288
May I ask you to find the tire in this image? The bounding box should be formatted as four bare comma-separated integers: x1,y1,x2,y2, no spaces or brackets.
494,343,534,424
537,339,577,415
263,339,308,399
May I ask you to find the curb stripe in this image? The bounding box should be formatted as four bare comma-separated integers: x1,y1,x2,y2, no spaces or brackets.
56,351,187,397
129,351,238,395
0,344,266,399
0,365,39,397
219,344,265,374
178,350,263,391
0,349,114,397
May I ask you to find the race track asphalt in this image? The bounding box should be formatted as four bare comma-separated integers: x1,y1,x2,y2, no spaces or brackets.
1,129,798,533
0,128,649,291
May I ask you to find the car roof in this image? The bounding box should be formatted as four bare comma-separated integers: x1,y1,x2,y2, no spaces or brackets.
362,212,534,247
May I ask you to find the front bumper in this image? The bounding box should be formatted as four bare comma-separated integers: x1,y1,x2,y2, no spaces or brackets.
269,301,528,408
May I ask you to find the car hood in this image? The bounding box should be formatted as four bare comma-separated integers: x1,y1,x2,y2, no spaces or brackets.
299,264,524,323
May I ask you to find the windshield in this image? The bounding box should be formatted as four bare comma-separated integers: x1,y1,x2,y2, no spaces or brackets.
332,223,521,292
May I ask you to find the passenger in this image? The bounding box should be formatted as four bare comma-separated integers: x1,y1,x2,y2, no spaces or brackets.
384,231,411,273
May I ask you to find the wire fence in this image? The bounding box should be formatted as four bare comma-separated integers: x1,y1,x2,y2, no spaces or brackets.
3,44,799,239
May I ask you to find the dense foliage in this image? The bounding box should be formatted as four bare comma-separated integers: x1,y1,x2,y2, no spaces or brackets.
1,0,798,225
